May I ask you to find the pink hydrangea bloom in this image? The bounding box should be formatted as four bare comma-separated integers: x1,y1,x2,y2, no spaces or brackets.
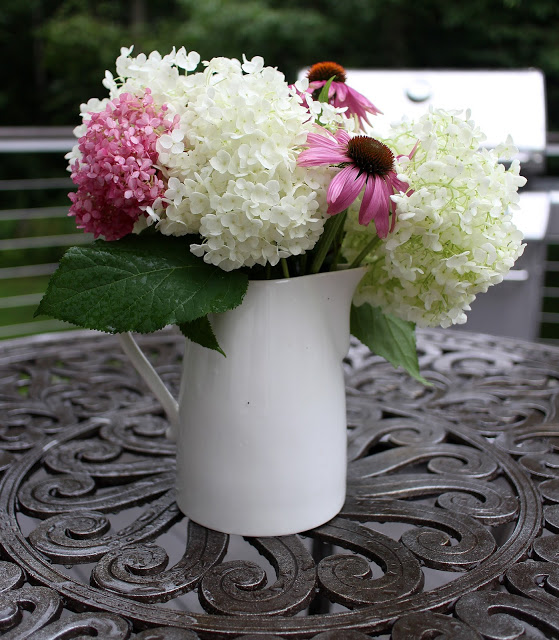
306,62,381,127
69,90,180,241
298,128,414,238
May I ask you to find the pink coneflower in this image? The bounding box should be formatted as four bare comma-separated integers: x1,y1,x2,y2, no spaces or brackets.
307,62,381,127
298,128,413,237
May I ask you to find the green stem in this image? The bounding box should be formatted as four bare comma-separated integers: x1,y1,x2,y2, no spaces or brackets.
281,258,290,279
349,235,381,269
266,262,272,280
310,212,347,274
330,216,347,272
300,253,308,275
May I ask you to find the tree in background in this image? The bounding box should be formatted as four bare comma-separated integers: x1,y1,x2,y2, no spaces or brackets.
1,0,559,129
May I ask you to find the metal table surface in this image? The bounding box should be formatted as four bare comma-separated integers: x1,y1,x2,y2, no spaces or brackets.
1,328,559,639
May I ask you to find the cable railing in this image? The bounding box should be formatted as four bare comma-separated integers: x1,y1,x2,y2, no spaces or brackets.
0,128,90,338
1,126,559,341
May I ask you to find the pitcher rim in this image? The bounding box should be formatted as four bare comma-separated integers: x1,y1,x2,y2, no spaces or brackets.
247,265,368,287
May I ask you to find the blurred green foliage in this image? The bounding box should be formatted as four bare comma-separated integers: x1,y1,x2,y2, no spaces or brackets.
2,0,559,128
1,0,558,337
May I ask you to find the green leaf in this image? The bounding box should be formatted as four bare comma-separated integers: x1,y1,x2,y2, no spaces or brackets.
318,76,335,103
35,235,248,334
179,315,225,356
350,303,431,385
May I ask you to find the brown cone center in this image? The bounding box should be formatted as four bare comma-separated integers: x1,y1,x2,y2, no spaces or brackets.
307,62,347,84
347,136,394,176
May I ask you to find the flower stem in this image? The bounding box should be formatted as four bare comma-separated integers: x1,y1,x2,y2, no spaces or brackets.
349,235,381,269
310,212,347,274
281,258,290,279
330,216,347,271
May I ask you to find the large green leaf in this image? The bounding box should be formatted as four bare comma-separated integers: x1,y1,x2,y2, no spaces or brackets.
350,303,430,385
35,235,248,334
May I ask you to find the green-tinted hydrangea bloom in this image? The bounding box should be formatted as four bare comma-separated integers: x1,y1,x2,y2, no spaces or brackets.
343,107,526,328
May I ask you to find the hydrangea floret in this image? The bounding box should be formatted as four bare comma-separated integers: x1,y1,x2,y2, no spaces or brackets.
342,107,526,328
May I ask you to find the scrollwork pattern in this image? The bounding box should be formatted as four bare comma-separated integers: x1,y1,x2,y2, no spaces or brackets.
18,471,175,517
199,535,316,616
347,474,518,525
455,591,559,638
533,533,559,562
520,452,559,479
31,612,131,640
99,413,177,456
392,611,482,639
312,518,423,607
505,560,559,606
0,328,557,637
348,442,499,480
28,492,181,562
91,521,228,601
43,437,174,479
345,410,448,462
0,561,24,592
0,586,61,639
340,499,497,570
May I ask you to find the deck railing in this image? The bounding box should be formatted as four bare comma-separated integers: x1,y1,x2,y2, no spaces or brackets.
1,126,559,340
0,127,92,339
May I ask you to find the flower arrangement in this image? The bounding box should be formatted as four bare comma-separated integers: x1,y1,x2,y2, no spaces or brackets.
36,47,526,381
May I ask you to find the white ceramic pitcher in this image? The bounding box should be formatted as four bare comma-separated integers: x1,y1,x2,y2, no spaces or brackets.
119,267,366,536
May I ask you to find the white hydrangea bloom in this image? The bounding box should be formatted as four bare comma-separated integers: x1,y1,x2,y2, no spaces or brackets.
342,107,526,328
103,46,198,102
149,56,348,270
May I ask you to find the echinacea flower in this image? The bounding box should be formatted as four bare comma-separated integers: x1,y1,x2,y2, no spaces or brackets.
306,62,381,127
297,128,411,237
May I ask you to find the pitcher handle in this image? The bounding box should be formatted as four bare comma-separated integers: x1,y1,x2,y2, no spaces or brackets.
118,332,180,440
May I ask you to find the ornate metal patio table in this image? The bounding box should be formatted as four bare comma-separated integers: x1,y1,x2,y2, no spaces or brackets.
1,328,559,639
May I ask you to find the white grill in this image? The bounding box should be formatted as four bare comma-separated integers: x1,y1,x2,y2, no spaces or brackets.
344,68,547,174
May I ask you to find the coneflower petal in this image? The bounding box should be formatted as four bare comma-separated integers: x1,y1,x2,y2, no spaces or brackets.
327,166,365,215
298,133,350,166
359,175,390,236
334,82,348,101
358,177,377,226
334,129,351,145
390,175,410,193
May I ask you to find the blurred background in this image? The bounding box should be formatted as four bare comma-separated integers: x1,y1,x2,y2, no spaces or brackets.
1,0,559,340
